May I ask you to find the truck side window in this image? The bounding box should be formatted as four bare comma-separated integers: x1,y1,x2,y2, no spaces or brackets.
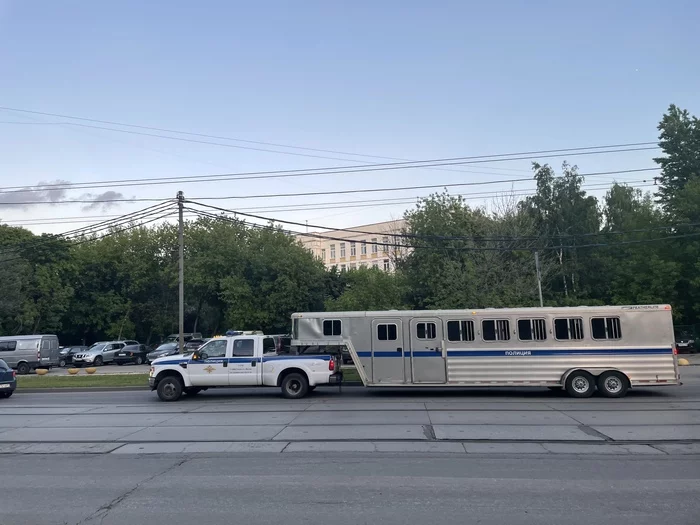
200,340,227,358
233,339,255,357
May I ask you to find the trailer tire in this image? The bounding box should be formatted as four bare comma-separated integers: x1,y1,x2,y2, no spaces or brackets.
565,370,596,398
281,373,309,399
596,371,629,398
157,376,183,402
16,362,30,375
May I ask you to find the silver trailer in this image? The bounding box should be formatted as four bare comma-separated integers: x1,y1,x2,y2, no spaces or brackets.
0,334,61,374
291,305,680,398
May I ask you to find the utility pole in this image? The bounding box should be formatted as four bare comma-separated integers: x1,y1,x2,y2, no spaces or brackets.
534,251,544,307
177,191,185,355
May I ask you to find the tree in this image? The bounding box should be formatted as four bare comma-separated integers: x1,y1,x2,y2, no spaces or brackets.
325,267,408,311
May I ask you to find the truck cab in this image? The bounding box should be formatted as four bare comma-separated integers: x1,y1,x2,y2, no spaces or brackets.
149,334,341,401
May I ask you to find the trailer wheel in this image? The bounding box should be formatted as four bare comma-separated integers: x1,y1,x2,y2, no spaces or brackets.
565,371,596,398
281,373,309,399
157,376,183,402
596,371,629,398
16,362,30,375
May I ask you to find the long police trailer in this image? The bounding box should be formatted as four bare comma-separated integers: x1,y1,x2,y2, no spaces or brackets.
291,304,680,398
149,305,680,400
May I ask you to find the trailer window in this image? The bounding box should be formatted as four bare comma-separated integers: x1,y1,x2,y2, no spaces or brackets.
482,319,510,341
554,318,584,340
416,322,436,339
0,341,16,352
323,319,342,336
377,324,398,341
447,320,475,342
591,317,622,340
518,319,547,341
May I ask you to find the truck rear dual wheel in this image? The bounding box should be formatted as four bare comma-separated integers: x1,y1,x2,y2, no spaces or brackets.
281,373,309,399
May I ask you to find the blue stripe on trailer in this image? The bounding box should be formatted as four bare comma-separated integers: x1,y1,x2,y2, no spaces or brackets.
355,347,673,358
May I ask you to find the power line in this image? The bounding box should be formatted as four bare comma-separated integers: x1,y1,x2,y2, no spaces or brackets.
0,201,175,254
0,180,654,226
0,196,173,206
0,106,655,177
185,207,700,253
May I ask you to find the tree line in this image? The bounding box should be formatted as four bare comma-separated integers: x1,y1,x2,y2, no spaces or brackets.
0,105,698,344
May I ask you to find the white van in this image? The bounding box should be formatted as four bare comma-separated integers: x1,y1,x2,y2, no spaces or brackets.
0,335,61,375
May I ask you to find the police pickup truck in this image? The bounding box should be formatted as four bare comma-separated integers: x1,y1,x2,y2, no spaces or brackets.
149,334,341,401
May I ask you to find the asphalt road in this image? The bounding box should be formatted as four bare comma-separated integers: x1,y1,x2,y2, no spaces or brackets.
2,367,699,524
1,453,699,525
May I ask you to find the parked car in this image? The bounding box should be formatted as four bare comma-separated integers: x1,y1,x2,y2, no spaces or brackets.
164,332,203,343
0,358,17,398
675,333,696,354
0,335,61,374
72,340,139,367
58,346,88,367
146,342,180,364
184,339,206,351
114,344,152,366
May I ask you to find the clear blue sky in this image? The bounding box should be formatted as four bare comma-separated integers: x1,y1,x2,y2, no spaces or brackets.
0,0,698,233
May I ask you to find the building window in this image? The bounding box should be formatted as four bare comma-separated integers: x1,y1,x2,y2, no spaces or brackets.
340,243,346,258
382,237,389,252
591,317,622,340
371,238,378,254
446,320,475,342
350,242,356,256
482,319,510,341
321,249,326,261
330,244,336,259
416,322,437,339
377,324,398,341
372,262,379,268
340,264,346,271
554,318,584,340
349,263,356,270
518,319,547,341
323,320,342,336
383,259,390,271
361,242,367,255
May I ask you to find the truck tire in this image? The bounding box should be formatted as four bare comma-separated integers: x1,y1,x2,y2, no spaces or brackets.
16,362,30,375
281,373,309,399
157,376,183,402
59,359,66,368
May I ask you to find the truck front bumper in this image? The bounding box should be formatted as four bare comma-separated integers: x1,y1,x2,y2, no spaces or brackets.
148,376,156,389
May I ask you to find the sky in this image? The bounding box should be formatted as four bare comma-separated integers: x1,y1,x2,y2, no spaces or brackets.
0,0,698,234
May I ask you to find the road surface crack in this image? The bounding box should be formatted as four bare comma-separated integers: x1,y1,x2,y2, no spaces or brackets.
75,457,190,524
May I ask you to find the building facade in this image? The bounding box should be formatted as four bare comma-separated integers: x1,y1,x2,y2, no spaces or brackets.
296,219,406,272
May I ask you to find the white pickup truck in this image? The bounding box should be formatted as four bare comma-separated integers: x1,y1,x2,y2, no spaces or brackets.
148,334,342,401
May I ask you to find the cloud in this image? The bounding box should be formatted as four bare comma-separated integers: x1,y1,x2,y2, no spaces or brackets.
0,180,72,209
79,190,126,211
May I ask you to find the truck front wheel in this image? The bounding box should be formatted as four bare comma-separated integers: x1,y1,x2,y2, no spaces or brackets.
157,376,183,402
281,373,309,399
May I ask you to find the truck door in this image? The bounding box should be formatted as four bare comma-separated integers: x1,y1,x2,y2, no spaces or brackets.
189,339,229,387
370,318,405,383
409,318,446,383
228,338,259,386
40,338,52,365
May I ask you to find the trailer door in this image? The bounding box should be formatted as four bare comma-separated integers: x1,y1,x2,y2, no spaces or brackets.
409,318,446,383
371,318,405,383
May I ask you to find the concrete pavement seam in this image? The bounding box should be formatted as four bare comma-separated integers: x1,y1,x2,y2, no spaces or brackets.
76,456,191,524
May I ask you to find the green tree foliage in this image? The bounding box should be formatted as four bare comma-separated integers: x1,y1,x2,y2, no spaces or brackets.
325,267,408,311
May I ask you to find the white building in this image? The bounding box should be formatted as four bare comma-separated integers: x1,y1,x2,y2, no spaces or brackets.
296,219,407,272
